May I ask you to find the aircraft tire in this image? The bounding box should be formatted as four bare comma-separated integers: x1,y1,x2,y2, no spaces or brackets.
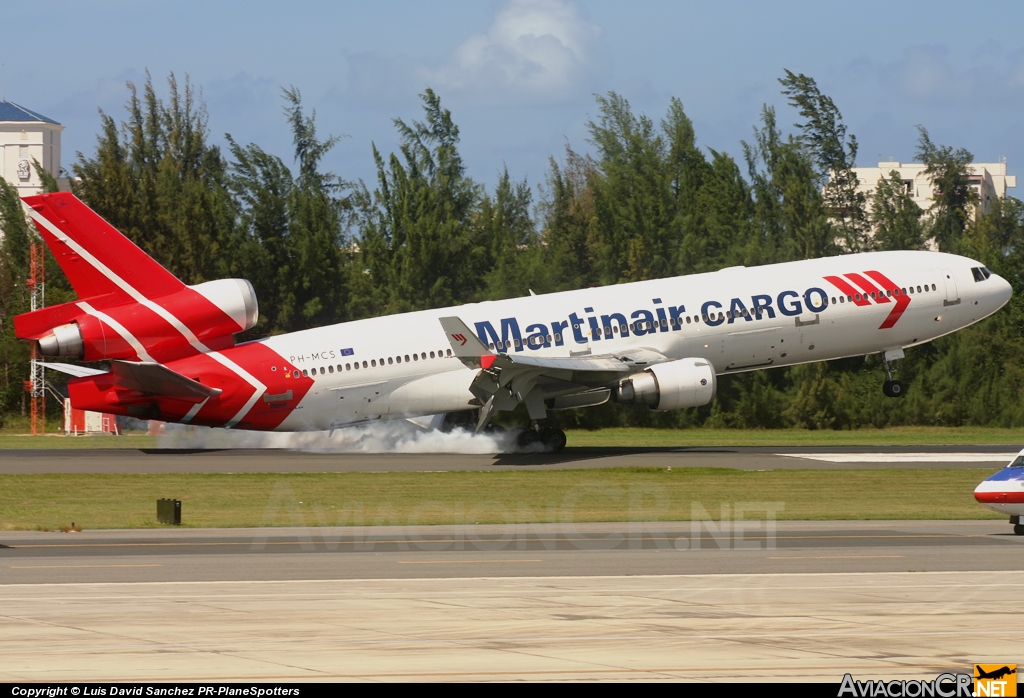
1014,524,1024,536
541,428,567,453
516,429,539,449
883,380,905,398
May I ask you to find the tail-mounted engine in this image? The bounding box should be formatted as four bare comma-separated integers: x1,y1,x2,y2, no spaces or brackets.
18,278,259,363
611,358,716,410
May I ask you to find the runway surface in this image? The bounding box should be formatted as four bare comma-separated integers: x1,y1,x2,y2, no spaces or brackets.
2,520,1022,584
2,521,1022,681
0,444,1019,473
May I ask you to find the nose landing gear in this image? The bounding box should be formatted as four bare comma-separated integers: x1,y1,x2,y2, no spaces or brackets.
881,349,905,399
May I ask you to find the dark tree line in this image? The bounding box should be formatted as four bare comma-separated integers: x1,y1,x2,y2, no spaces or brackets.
2,70,1024,429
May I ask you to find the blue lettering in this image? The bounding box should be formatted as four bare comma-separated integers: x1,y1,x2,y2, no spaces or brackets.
668,305,686,330
525,323,551,350
702,301,724,326
475,318,524,353
587,313,602,340
778,290,802,317
550,320,569,346
751,294,775,319
728,298,752,324
568,313,587,344
601,313,629,338
652,300,669,332
805,287,828,312
631,309,656,335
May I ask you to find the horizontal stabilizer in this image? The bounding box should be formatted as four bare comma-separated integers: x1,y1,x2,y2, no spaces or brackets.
109,361,223,400
37,362,106,378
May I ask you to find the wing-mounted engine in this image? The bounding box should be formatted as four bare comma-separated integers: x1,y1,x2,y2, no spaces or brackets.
611,358,716,410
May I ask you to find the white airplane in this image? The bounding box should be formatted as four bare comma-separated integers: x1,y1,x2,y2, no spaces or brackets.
17,193,1012,451
974,450,1024,535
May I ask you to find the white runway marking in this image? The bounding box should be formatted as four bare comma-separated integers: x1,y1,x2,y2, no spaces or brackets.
782,452,1016,463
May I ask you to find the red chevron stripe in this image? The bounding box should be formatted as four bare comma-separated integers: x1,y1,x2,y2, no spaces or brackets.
843,272,891,304
864,270,911,329
824,275,872,306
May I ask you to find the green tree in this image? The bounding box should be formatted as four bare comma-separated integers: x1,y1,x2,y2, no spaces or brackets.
73,71,236,285
915,126,977,252
227,88,352,335
356,89,486,314
779,70,869,251
871,170,925,251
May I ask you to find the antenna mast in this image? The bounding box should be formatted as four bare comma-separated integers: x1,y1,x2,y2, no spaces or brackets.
25,240,45,435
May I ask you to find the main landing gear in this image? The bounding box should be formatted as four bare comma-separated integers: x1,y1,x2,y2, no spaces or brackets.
1012,516,1024,536
516,424,567,452
881,349,906,399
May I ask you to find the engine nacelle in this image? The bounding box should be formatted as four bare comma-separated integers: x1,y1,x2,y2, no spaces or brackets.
186,278,259,335
611,358,716,411
27,278,259,361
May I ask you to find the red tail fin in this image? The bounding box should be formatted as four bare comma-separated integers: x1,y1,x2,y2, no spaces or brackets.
22,192,185,300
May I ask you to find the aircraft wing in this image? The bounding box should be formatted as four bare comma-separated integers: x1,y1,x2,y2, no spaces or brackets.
440,316,668,430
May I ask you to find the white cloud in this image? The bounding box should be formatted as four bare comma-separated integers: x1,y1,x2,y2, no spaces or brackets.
427,0,601,103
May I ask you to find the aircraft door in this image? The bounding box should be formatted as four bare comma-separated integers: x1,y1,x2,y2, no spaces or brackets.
940,269,960,306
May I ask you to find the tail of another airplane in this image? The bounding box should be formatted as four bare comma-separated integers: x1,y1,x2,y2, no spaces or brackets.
15,193,258,363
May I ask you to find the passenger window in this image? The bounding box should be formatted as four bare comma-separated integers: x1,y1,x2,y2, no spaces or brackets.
554,334,562,343
421,353,426,360
371,360,376,367
388,357,393,365
302,369,308,377
514,339,521,348
346,363,351,370
446,349,452,356
430,351,435,359
328,366,334,374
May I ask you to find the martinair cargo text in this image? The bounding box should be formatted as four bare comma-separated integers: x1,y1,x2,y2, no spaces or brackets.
15,193,1012,450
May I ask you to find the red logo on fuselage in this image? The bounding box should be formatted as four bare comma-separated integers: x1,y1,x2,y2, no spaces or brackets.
823,270,910,329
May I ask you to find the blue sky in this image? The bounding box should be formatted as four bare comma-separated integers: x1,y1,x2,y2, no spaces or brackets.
4,1,1023,195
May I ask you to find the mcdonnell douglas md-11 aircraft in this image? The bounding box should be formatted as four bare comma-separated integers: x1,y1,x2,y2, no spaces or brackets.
15,193,1012,451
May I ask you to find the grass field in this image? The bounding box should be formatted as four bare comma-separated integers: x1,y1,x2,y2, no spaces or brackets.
0,468,1002,530
0,426,1022,450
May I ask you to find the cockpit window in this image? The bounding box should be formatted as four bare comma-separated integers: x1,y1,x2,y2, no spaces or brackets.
971,267,992,282
1008,456,1024,468
982,267,992,279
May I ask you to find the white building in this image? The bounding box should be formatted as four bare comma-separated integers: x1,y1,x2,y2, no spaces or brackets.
852,160,1017,218
0,100,64,196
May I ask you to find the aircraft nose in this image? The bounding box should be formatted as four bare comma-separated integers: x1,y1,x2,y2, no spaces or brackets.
992,273,1013,308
